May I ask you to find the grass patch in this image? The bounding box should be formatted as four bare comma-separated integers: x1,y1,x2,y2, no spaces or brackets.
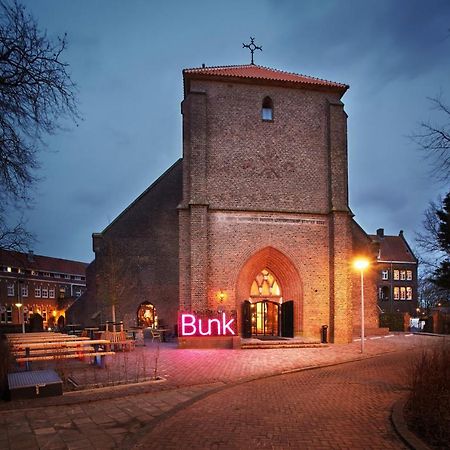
407,341,450,448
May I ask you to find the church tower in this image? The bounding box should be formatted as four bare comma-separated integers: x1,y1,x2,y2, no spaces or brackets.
179,64,358,345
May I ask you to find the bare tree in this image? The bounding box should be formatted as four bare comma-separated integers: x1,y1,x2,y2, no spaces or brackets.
0,0,79,249
412,96,450,184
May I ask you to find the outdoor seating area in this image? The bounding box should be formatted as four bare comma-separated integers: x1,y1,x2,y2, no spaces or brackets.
5,332,115,370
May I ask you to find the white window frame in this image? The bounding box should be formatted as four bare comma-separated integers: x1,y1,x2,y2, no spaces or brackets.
406,287,413,300
42,287,48,299
393,287,400,300
21,285,28,297
35,286,41,298
381,270,389,280
7,283,14,297
406,270,413,281
400,287,406,300
6,306,12,323
49,287,55,299
400,270,406,281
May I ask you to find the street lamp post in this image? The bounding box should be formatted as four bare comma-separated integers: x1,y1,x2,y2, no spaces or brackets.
15,302,25,334
354,258,369,353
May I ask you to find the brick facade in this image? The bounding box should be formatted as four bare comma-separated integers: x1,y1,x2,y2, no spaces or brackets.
81,64,380,345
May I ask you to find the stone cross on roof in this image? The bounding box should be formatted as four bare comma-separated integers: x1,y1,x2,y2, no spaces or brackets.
242,37,262,65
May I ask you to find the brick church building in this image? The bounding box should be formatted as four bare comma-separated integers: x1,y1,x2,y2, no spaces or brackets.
70,64,381,346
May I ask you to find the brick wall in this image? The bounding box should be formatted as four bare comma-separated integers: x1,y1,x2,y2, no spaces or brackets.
81,160,183,332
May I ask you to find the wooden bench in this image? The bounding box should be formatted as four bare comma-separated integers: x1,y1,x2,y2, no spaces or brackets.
12,339,115,370
101,330,135,352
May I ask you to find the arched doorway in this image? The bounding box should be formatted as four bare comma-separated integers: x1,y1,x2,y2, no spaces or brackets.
137,302,157,328
237,247,302,338
242,268,294,338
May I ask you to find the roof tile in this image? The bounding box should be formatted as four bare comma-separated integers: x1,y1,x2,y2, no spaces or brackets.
183,64,348,91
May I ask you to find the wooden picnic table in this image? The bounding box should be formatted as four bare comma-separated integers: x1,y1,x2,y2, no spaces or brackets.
12,338,114,369
7,334,91,343
12,339,111,350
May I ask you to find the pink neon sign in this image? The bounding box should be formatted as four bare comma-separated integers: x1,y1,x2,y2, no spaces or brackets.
179,313,236,337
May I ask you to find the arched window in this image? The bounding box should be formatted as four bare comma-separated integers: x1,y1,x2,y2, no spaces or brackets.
261,97,273,121
250,268,281,297
137,302,158,328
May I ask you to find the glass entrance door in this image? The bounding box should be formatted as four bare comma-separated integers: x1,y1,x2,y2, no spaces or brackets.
251,300,279,336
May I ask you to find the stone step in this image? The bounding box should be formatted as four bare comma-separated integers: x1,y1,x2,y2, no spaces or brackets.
241,341,327,349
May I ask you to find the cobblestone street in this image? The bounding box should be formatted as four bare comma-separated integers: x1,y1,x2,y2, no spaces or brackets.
0,334,441,449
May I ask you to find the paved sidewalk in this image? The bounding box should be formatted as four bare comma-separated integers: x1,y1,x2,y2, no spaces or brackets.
0,333,441,449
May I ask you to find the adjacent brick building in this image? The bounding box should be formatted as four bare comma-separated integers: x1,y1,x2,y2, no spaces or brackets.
76,64,382,346
370,228,418,315
0,249,88,332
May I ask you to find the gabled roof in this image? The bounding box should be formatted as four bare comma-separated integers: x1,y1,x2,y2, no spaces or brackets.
183,64,348,94
369,233,417,264
0,249,88,275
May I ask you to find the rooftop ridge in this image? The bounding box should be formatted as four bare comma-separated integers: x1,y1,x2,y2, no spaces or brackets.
183,64,348,89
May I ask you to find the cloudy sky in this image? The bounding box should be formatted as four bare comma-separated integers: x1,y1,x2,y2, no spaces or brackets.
16,0,450,262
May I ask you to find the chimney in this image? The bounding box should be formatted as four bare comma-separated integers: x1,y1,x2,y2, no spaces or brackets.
376,228,384,238
27,250,34,262
399,230,404,237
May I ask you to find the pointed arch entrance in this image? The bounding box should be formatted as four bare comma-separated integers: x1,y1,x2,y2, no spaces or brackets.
236,247,303,338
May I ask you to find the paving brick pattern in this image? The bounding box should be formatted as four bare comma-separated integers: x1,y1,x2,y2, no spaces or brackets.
0,334,441,449
133,352,413,449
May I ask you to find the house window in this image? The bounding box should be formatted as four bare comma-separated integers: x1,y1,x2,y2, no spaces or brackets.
394,287,400,300
6,306,12,323
406,270,413,281
54,273,60,278
393,270,400,280
400,287,406,300
64,274,70,280
381,270,389,280
261,96,273,121
49,288,55,299
406,287,413,300
379,286,390,301
400,270,406,281
42,287,48,299
21,285,28,297
35,286,41,298
7,284,14,297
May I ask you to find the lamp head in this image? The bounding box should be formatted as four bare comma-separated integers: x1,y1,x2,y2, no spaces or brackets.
353,258,369,271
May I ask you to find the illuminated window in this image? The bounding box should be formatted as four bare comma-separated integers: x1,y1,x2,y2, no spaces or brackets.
400,270,406,281
261,97,273,121
137,302,157,328
393,270,400,280
406,270,413,281
250,269,281,297
7,284,14,297
406,287,413,300
381,270,389,280
394,287,399,300
400,287,406,300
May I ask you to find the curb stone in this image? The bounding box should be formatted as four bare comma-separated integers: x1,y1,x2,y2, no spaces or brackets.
391,396,432,450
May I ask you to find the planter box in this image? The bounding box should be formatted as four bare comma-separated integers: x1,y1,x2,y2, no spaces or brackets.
8,370,62,400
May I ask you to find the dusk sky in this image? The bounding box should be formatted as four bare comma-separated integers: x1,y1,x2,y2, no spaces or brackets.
18,0,450,263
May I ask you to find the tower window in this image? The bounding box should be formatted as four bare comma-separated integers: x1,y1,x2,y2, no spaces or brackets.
261,97,273,121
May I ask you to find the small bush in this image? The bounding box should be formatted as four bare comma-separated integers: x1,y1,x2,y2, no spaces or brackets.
0,339,14,399
407,342,450,448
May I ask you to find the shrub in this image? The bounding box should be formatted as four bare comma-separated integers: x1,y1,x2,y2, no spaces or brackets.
0,339,14,400
407,342,450,448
